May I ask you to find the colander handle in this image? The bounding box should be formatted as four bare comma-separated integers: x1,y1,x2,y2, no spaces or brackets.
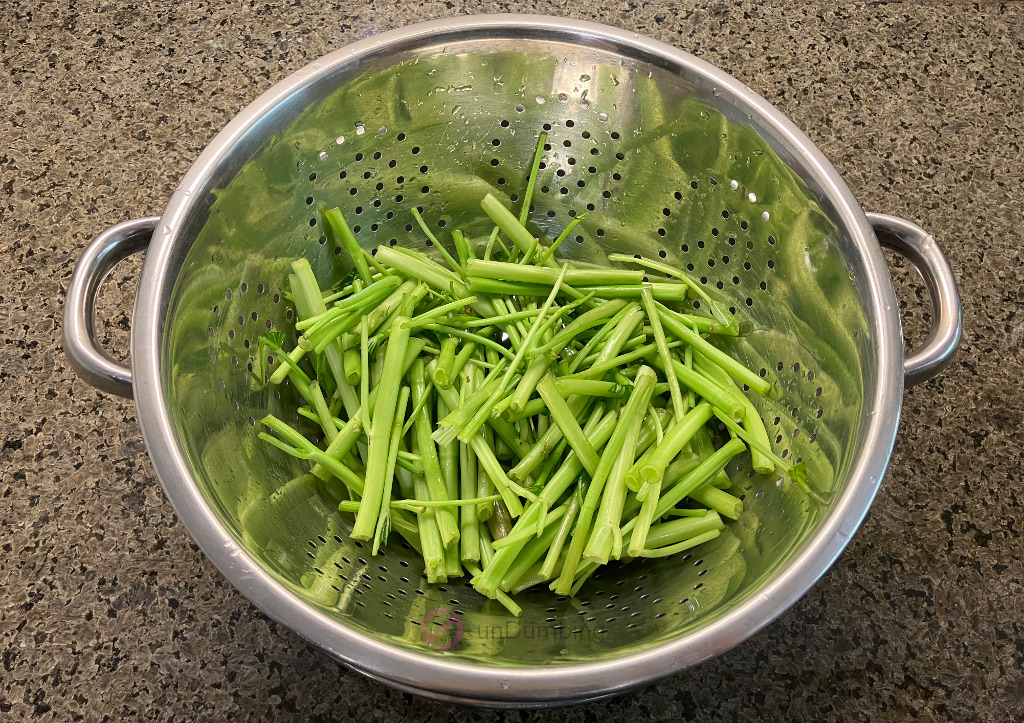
867,213,963,387
63,217,158,399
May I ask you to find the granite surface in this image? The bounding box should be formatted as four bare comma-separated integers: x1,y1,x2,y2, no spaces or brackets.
2,1,1023,720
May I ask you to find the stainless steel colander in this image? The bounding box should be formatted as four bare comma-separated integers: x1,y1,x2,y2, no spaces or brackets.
63,15,962,706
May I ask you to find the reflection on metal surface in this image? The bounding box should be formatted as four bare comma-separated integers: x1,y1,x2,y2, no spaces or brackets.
166,44,866,664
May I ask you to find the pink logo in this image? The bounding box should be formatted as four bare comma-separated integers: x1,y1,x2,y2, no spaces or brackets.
421,607,463,650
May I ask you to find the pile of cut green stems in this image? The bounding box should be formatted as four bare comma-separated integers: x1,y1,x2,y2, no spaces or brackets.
257,134,806,616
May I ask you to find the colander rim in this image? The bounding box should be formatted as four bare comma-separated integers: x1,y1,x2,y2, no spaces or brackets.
132,13,903,706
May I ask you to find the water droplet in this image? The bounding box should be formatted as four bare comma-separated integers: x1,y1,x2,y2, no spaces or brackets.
355,123,365,136
762,211,770,221
580,74,591,82
598,112,608,122
336,135,345,144
558,92,568,102
580,99,590,108
501,680,510,690
610,74,620,86
535,95,546,104
378,126,387,135
163,225,172,235
319,151,328,161
700,110,710,120
748,192,757,203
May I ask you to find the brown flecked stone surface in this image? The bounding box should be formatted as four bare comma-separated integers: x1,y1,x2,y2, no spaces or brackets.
2,1,1023,720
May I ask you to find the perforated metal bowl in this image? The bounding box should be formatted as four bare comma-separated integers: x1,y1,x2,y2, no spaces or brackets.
63,16,961,707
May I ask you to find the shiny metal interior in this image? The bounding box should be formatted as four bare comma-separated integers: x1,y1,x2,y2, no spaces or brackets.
140,17,899,704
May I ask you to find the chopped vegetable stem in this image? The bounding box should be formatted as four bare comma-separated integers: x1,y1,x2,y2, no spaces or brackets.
642,286,685,420
409,360,460,546
324,207,372,284
583,366,658,564
351,312,413,541
536,374,600,476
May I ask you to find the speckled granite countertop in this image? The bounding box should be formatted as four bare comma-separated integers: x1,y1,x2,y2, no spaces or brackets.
2,1,1022,720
